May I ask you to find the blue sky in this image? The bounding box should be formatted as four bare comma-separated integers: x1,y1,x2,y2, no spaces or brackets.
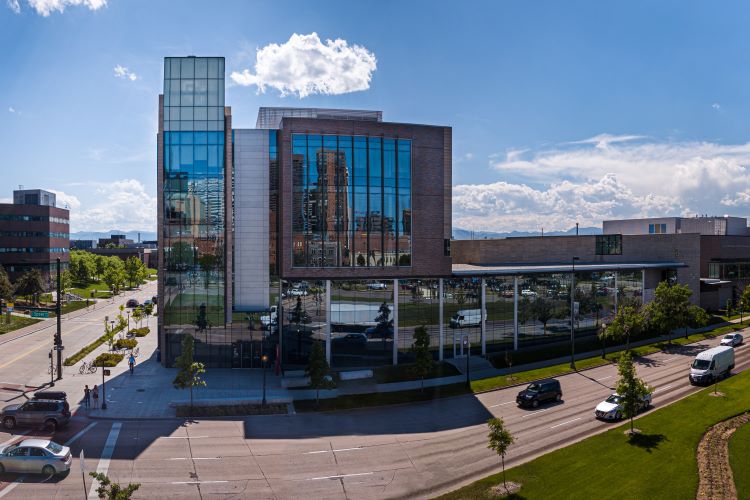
2,0,750,233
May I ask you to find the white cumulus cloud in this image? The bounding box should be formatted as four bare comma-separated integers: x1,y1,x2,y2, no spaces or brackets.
231,32,377,98
455,135,750,232
54,180,155,232
20,0,105,16
114,65,138,81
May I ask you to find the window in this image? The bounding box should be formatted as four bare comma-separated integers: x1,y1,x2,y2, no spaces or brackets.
649,223,667,234
29,448,46,457
595,234,622,255
444,239,451,257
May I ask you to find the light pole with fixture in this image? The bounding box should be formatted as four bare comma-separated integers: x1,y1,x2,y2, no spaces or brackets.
570,256,580,369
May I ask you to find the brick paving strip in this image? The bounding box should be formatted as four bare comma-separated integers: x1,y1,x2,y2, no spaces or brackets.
696,411,750,500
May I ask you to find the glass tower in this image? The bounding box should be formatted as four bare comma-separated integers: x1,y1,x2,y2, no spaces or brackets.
161,56,227,365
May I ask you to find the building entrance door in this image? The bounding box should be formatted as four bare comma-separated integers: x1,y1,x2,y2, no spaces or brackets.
232,340,263,368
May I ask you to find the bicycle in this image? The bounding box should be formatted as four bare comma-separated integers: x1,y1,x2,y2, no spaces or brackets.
132,347,140,357
47,365,57,376
78,361,97,375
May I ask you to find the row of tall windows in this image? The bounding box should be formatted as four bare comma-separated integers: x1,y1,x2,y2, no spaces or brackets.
0,215,68,224
291,134,412,268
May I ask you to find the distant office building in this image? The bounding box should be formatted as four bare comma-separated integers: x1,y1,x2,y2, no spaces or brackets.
70,239,95,250
98,234,135,248
0,189,69,286
603,215,750,236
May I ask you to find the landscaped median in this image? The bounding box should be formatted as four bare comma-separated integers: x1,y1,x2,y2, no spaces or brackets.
63,324,126,366
437,367,750,499
0,315,41,335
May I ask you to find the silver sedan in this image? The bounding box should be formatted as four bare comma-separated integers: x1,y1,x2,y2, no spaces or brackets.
0,439,72,475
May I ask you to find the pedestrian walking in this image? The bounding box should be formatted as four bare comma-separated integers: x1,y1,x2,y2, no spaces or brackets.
83,385,91,410
92,384,99,409
128,352,136,375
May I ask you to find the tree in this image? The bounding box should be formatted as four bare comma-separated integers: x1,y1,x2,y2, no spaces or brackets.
356,253,366,267
124,256,142,289
487,417,515,492
89,471,140,500
172,334,206,413
70,250,95,286
374,301,393,349
411,325,433,391
102,258,126,295
738,286,750,325
195,304,208,331
14,269,45,305
599,305,645,352
686,305,710,338
615,351,653,434
645,281,692,345
306,342,333,407
94,255,108,282
0,265,13,301
143,302,154,326
58,269,72,300
131,306,143,330
532,297,556,335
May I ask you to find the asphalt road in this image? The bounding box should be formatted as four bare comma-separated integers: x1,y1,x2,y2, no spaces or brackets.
0,318,748,498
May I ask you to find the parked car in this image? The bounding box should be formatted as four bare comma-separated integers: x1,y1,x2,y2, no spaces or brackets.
365,325,394,339
290,288,308,297
31,391,69,415
720,333,743,347
594,392,652,420
520,289,537,297
332,333,368,352
126,299,139,308
689,345,735,385
152,295,158,303
0,439,72,475
143,299,153,307
516,379,562,408
367,282,387,290
1,399,71,432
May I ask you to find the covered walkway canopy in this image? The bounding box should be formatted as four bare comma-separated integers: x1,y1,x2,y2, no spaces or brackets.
451,261,687,276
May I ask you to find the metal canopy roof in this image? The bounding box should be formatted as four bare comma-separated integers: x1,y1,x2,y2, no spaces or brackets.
451,261,687,276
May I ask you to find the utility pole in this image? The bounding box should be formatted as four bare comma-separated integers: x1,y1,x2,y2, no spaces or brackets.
55,258,62,380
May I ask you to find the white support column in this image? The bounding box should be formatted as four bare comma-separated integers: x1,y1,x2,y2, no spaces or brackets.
278,280,284,371
642,269,646,302
393,279,399,366
614,271,619,314
325,280,331,365
481,278,486,356
439,278,444,361
513,276,519,351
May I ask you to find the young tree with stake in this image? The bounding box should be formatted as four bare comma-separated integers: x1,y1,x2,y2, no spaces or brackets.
306,342,333,407
411,325,433,391
615,351,653,435
172,334,206,414
487,417,515,493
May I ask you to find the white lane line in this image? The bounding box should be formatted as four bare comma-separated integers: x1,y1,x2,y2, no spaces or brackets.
0,476,24,498
305,446,364,455
171,480,228,484
64,422,97,446
167,457,220,461
520,407,553,418
653,384,673,393
596,376,613,381
88,422,121,499
489,401,514,408
309,472,374,481
0,430,29,447
550,417,582,429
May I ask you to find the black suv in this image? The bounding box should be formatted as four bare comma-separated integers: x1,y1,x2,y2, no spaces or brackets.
516,379,563,408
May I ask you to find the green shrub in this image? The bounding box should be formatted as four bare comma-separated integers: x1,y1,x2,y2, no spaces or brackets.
114,338,138,350
93,352,124,367
130,327,150,337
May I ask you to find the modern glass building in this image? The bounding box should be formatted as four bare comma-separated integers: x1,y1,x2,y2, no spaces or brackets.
158,56,693,371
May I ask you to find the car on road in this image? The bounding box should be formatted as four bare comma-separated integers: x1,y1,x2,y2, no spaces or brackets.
689,345,735,385
367,282,388,290
1,399,70,432
720,333,743,347
0,439,72,475
143,299,153,307
126,298,139,308
290,288,308,297
516,379,562,408
594,393,652,420
520,289,537,297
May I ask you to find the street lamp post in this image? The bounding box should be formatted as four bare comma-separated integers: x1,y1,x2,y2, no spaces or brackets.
601,323,608,359
101,362,107,410
261,354,268,408
570,256,580,369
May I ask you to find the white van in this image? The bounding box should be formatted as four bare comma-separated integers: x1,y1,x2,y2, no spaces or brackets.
689,345,735,385
450,309,485,328
260,306,277,328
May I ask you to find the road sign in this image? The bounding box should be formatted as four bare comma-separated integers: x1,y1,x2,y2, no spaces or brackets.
462,336,469,347
31,310,50,318
53,345,65,351
6,302,13,312
103,369,111,376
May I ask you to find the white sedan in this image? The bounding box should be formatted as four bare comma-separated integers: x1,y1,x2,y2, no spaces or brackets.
594,393,652,421
720,333,743,347
0,439,72,475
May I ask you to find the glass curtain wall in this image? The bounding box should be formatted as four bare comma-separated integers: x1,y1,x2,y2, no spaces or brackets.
291,134,411,268
162,57,227,366
397,279,440,362
484,277,514,355
443,278,481,358
330,280,392,367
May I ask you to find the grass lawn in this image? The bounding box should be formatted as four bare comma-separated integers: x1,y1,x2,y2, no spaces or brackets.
0,316,42,335
730,420,750,500
439,369,750,500
295,383,468,412
69,282,113,299
374,361,460,384
471,356,611,393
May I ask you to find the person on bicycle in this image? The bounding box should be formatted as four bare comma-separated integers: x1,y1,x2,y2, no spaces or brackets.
129,352,136,374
